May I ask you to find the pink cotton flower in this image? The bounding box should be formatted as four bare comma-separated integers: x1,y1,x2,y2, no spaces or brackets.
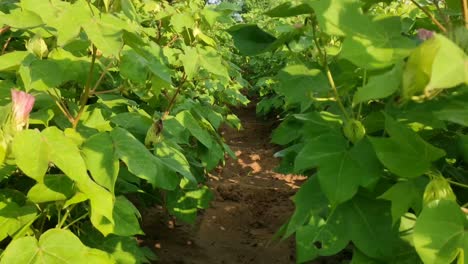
11,89,35,130
417,29,434,41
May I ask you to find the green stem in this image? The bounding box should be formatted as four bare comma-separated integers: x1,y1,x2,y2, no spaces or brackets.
447,179,468,189
357,69,367,119
73,45,97,129
63,212,89,230
57,204,76,229
311,21,350,120
410,0,447,32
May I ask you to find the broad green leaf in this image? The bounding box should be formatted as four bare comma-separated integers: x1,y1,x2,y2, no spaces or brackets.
340,16,415,69
0,51,29,71
166,186,214,224
434,98,468,127
83,14,125,57
180,46,229,81
294,133,347,172
93,196,143,236
265,2,313,17
369,116,445,178
110,127,179,190
283,176,328,238
414,200,467,264
12,130,49,182
426,34,468,91
379,177,427,224
401,37,439,99
227,24,276,56
307,0,376,37
0,192,37,242
0,9,43,29
82,231,155,264
275,64,328,108
82,132,119,193
170,12,195,32
41,127,114,233
296,135,380,204
0,229,87,264
120,48,149,83
27,174,75,203
154,141,196,184
13,127,114,233
459,134,468,164
110,112,153,141
175,110,214,149
127,42,173,84
353,62,403,105
48,0,92,46
336,196,403,259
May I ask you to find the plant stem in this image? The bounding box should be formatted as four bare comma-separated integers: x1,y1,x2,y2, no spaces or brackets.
73,45,97,129
57,204,76,229
162,73,187,120
0,26,10,35
447,179,468,189
2,35,12,54
63,212,89,230
410,0,447,32
463,0,468,28
90,61,114,93
311,22,350,120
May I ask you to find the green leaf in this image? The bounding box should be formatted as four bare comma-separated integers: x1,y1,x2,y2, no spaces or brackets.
0,192,37,242
296,213,349,263
166,186,214,223
294,133,347,172
120,48,149,83
227,24,277,56
0,229,88,264
353,62,403,105
0,51,29,71
265,2,313,17
336,196,402,259
82,132,119,193
0,9,43,29
48,0,92,46
414,200,467,264
426,34,468,91
110,127,179,190
401,37,439,99
170,12,195,32
379,177,427,224
275,64,328,108
154,141,196,184
127,42,173,84
82,231,155,264
27,174,75,203
296,135,380,205
284,176,328,238
181,46,230,81
369,115,445,178
12,130,49,182
175,110,214,149
83,14,125,57
93,196,143,236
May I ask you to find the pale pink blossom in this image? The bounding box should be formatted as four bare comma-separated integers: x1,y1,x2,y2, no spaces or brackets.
11,89,35,130
417,29,434,41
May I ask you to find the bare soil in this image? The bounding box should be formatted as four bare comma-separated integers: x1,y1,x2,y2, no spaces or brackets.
140,104,348,264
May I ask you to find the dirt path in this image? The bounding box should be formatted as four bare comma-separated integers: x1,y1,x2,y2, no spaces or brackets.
141,104,306,264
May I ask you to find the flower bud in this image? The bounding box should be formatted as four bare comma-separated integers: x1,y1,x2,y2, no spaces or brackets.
11,89,35,131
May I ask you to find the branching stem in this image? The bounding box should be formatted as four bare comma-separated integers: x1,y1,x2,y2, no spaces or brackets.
410,0,447,32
